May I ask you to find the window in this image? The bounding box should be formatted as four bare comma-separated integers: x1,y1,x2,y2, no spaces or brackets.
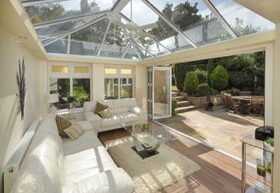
104,78,119,99
104,68,134,99
121,78,133,98
49,64,91,109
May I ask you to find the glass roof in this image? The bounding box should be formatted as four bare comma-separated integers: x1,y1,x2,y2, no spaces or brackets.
22,0,275,60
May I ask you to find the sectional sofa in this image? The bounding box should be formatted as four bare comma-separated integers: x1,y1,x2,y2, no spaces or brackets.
83,98,147,133
10,114,134,193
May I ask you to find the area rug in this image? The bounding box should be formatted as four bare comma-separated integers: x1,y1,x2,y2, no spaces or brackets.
106,137,201,193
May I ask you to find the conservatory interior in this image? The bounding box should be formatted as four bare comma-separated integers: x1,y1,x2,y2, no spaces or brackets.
0,0,280,193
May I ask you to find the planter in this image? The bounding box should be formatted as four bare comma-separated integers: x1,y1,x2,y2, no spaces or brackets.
187,95,223,107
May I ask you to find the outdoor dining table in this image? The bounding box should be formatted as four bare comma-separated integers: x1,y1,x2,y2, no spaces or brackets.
231,96,264,114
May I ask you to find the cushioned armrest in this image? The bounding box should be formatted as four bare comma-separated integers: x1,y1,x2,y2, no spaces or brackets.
72,168,134,193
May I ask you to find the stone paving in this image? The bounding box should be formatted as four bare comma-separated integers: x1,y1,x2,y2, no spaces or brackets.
158,106,264,163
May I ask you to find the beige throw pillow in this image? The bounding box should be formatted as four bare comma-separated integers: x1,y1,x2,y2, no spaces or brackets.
94,102,108,114
64,124,85,140
98,109,113,119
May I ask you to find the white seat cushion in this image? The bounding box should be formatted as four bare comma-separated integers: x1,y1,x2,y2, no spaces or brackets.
64,146,117,183
63,131,102,155
118,112,138,122
101,115,121,127
70,168,134,193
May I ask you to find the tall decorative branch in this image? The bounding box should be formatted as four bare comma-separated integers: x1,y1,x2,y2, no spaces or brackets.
16,58,26,120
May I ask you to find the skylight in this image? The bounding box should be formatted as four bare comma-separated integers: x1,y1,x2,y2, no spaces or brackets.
21,0,275,60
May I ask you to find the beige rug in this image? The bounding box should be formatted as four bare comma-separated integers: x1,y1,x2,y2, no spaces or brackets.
106,137,201,193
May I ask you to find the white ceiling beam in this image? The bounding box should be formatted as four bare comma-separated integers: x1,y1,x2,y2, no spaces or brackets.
203,0,237,38
120,14,172,54
112,0,131,13
140,0,197,48
34,11,109,29
44,14,107,46
97,21,112,56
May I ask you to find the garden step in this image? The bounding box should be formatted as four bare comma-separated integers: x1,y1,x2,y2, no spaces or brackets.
175,106,197,113
176,100,191,107
172,96,185,101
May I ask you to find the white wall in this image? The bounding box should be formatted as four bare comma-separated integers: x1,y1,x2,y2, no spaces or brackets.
0,27,42,192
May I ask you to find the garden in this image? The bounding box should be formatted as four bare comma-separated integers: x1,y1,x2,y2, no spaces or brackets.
173,51,265,116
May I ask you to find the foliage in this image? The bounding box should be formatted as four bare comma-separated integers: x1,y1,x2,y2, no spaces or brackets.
194,69,207,84
172,99,177,115
210,65,229,91
184,71,199,96
195,83,210,97
72,86,89,104
174,60,208,91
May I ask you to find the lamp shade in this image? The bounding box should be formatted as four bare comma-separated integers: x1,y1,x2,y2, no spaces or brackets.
49,94,59,104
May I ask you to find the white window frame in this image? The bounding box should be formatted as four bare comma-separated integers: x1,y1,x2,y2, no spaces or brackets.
48,63,92,109
104,67,134,100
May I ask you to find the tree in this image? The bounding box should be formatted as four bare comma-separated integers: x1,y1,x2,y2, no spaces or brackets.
210,65,229,91
184,71,199,95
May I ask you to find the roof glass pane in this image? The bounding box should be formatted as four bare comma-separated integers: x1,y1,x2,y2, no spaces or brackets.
71,18,109,43
69,18,109,56
210,0,275,36
148,0,232,45
36,16,94,37
121,0,193,52
100,23,131,58
45,38,68,53
24,0,117,24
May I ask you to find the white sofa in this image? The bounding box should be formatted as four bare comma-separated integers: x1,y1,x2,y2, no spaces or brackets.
84,98,147,133
10,114,134,193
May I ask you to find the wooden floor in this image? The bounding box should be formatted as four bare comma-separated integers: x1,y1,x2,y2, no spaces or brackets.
99,128,255,193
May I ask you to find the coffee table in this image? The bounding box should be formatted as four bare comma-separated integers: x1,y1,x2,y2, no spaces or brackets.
121,121,174,157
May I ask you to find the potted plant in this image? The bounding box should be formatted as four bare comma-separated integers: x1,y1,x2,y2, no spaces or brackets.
141,123,150,132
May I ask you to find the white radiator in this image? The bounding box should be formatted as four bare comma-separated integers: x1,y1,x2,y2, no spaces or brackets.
4,120,40,193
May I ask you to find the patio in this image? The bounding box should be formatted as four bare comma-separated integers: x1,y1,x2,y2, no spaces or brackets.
157,105,264,162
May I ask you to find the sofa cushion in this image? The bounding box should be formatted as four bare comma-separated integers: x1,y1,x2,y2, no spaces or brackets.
118,112,138,122
114,98,137,109
101,115,121,127
11,114,64,193
63,130,102,155
64,146,117,183
69,168,134,193
56,115,72,138
83,101,97,112
98,109,113,119
64,124,85,140
128,106,142,114
95,102,108,114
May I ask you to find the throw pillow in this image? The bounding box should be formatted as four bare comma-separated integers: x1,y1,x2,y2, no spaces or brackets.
129,106,142,114
64,124,85,140
56,115,72,138
98,108,113,119
94,102,108,114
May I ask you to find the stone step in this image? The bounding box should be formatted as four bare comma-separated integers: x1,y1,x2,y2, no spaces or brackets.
175,106,197,113
172,95,185,101
176,100,191,107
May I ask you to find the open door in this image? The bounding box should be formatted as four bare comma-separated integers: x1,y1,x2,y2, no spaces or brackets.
147,66,172,119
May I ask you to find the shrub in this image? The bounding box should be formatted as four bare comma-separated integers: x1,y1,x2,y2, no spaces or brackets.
210,65,229,91
172,99,177,115
195,83,210,97
194,69,208,84
184,71,199,96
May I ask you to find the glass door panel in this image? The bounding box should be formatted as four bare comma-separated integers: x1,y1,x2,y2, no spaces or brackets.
153,67,172,119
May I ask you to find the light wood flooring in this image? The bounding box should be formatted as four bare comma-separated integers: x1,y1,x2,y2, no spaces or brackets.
99,128,256,193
